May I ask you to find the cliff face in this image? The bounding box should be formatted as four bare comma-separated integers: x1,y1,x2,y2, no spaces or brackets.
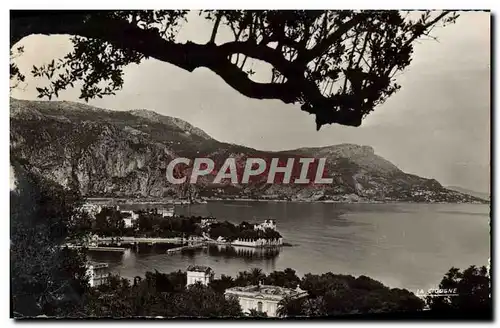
10,98,485,203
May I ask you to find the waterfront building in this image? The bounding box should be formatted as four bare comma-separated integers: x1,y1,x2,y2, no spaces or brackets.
225,245,281,258
216,236,227,243
200,217,217,227
86,262,109,287
254,219,277,231
186,265,214,286
187,235,205,243
231,237,283,247
159,207,175,218
225,283,308,317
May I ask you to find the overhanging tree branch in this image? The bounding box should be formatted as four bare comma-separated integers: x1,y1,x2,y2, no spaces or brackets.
10,10,458,129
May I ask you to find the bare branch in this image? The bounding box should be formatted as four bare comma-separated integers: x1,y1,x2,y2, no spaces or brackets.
209,13,222,43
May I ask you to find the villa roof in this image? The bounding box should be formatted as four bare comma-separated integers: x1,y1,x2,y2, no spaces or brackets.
187,265,213,273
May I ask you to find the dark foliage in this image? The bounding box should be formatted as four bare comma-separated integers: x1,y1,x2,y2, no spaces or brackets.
426,265,491,312
278,272,425,317
10,161,90,317
91,208,203,238
209,220,282,241
84,271,242,318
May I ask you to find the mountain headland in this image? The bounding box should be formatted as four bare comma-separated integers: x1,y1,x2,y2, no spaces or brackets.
10,98,487,204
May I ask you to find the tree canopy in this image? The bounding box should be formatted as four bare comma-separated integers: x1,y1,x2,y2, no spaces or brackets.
277,272,425,317
10,10,459,129
10,160,90,317
426,265,491,312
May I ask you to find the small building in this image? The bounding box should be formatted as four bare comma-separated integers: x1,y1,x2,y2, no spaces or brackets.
200,217,217,227
80,203,102,218
254,219,277,231
120,210,138,228
86,262,109,287
159,207,175,218
88,234,100,247
120,210,139,220
186,265,214,286
225,283,308,317
123,217,133,228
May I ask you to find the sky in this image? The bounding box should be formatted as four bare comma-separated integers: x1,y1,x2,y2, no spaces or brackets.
10,11,491,193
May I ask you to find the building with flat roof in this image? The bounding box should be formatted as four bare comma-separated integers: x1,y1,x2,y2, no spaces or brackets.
224,283,308,317
186,265,214,286
86,262,109,287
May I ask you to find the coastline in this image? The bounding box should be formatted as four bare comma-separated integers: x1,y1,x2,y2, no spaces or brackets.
85,197,489,206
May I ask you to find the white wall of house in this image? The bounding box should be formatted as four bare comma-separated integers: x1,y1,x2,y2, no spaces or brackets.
86,266,95,287
233,296,280,317
123,218,133,228
187,270,213,286
86,265,108,287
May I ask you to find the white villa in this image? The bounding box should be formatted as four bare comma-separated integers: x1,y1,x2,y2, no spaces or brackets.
254,219,277,231
186,265,214,286
120,210,139,227
86,262,109,287
120,210,139,220
228,219,282,247
225,283,308,317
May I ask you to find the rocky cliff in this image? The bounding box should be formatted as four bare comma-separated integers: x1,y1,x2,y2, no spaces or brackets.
10,98,486,203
